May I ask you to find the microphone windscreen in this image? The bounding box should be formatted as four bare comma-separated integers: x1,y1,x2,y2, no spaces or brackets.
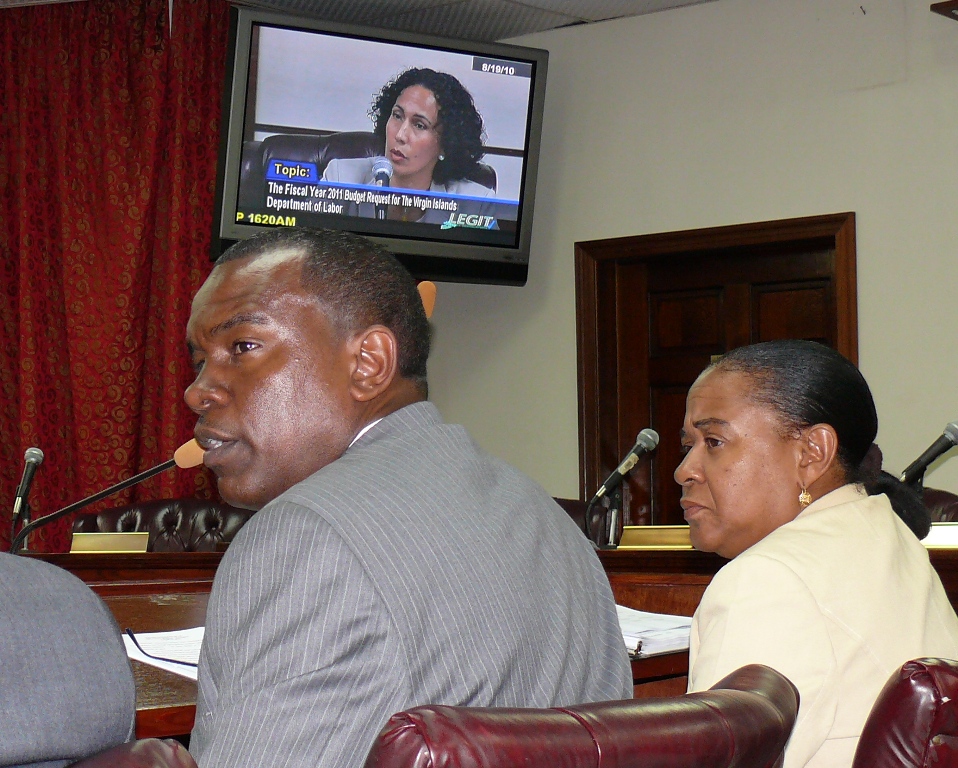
371,156,393,180
24,447,44,465
636,428,660,451
417,281,437,318
174,439,205,469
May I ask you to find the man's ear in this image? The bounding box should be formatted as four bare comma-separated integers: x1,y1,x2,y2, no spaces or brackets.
349,326,398,402
798,424,840,488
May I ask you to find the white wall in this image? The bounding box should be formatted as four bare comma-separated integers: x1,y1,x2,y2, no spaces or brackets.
427,0,958,498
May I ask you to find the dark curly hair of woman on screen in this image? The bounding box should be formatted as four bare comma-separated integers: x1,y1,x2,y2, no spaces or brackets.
677,339,958,768
322,67,500,225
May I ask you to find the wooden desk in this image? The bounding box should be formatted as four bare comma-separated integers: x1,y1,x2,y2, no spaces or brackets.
31,546,958,732
28,553,220,739
29,552,220,596
103,588,688,732
105,592,207,738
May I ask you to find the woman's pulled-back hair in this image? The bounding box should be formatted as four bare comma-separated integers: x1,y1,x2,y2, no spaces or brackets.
710,339,930,538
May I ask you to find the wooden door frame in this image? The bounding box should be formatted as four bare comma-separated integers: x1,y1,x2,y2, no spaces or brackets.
574,212,858,518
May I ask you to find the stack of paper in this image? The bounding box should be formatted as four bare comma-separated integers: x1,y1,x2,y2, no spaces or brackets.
616,605,692,658
122,626,205,681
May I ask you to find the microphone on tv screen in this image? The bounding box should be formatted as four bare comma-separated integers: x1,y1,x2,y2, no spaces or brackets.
10,439,205,554
372,156,393,186
372,157,393,221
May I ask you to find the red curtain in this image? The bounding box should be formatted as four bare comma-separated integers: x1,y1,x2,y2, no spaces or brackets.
0,0,231,552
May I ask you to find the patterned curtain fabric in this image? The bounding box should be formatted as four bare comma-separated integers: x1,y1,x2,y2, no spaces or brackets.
0,0,231,551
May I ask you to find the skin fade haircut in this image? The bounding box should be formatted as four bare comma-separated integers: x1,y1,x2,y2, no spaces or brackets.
215,228,430,392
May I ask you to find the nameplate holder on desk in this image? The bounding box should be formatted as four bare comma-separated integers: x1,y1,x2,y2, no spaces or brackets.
70,532,150,554
618,525,693,550
923,523,958,549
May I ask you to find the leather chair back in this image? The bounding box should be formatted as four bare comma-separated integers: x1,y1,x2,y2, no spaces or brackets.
852,657,958,768
923,488,958,523
364,664,799,768
69,738,198,768
73,498,254,552
554,496,606,547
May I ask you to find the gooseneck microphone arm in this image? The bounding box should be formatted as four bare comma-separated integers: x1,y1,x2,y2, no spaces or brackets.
10,459,174,554
10,440,204,555
583,428,660,544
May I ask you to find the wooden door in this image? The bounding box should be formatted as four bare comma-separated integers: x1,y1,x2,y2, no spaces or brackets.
575,213,857,526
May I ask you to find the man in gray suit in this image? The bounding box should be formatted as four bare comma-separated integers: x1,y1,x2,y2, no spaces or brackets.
184,228,633,767
0,552,136,767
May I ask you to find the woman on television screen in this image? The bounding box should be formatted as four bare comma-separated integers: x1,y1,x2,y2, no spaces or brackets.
322,67,501,226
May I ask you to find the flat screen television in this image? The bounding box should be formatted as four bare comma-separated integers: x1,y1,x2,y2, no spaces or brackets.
213,7,549,285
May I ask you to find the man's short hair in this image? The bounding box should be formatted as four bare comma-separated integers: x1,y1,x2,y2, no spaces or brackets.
216,229,430,391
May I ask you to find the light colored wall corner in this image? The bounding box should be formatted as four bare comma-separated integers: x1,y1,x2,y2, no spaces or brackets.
428,0,958,497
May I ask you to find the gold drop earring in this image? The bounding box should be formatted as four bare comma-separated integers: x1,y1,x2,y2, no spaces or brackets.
799,487,812,508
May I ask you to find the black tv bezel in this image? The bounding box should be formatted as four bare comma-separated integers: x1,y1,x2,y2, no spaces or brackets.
212,7,549,286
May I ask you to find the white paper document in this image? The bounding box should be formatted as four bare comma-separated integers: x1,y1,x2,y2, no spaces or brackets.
616,605,692,658
122,626,205,681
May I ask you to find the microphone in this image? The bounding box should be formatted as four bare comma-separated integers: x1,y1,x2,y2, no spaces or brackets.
583,428,659,547
10,439,205,554
900,421,958,487
371,156,393,221
590,428,660,503
11,447,44,538
372,156,393,186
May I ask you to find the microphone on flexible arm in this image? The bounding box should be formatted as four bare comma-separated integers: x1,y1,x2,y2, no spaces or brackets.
11,447,44,544
10,439,205,555
371,156,393,221
584,428,660,548
900,421,958,490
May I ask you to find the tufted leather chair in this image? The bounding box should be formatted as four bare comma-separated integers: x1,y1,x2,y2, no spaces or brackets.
73,498,254,552
851,657,958,767
238,131,498,210
554,497,607,547
923,487,958,523
69,738,197,768
363,664,799,768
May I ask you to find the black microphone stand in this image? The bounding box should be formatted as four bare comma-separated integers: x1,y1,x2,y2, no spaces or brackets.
602,486,623,550
10,458,176,555
581,487,623,550
10,500,30,549
906,473,926,495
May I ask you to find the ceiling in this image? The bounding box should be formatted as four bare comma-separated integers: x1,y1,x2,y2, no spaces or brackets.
0,0,720,41
230,0,720,42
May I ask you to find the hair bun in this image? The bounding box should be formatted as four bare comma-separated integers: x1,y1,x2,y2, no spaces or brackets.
860,442,883,482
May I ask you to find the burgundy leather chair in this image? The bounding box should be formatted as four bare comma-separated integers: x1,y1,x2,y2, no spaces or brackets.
73,498,254,552
363,664,799,768
923,488,958,523
554,497,606,547
69,738,197,768
851,657,958,768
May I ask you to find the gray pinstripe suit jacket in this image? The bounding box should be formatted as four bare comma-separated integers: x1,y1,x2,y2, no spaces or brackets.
190,402,632,768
